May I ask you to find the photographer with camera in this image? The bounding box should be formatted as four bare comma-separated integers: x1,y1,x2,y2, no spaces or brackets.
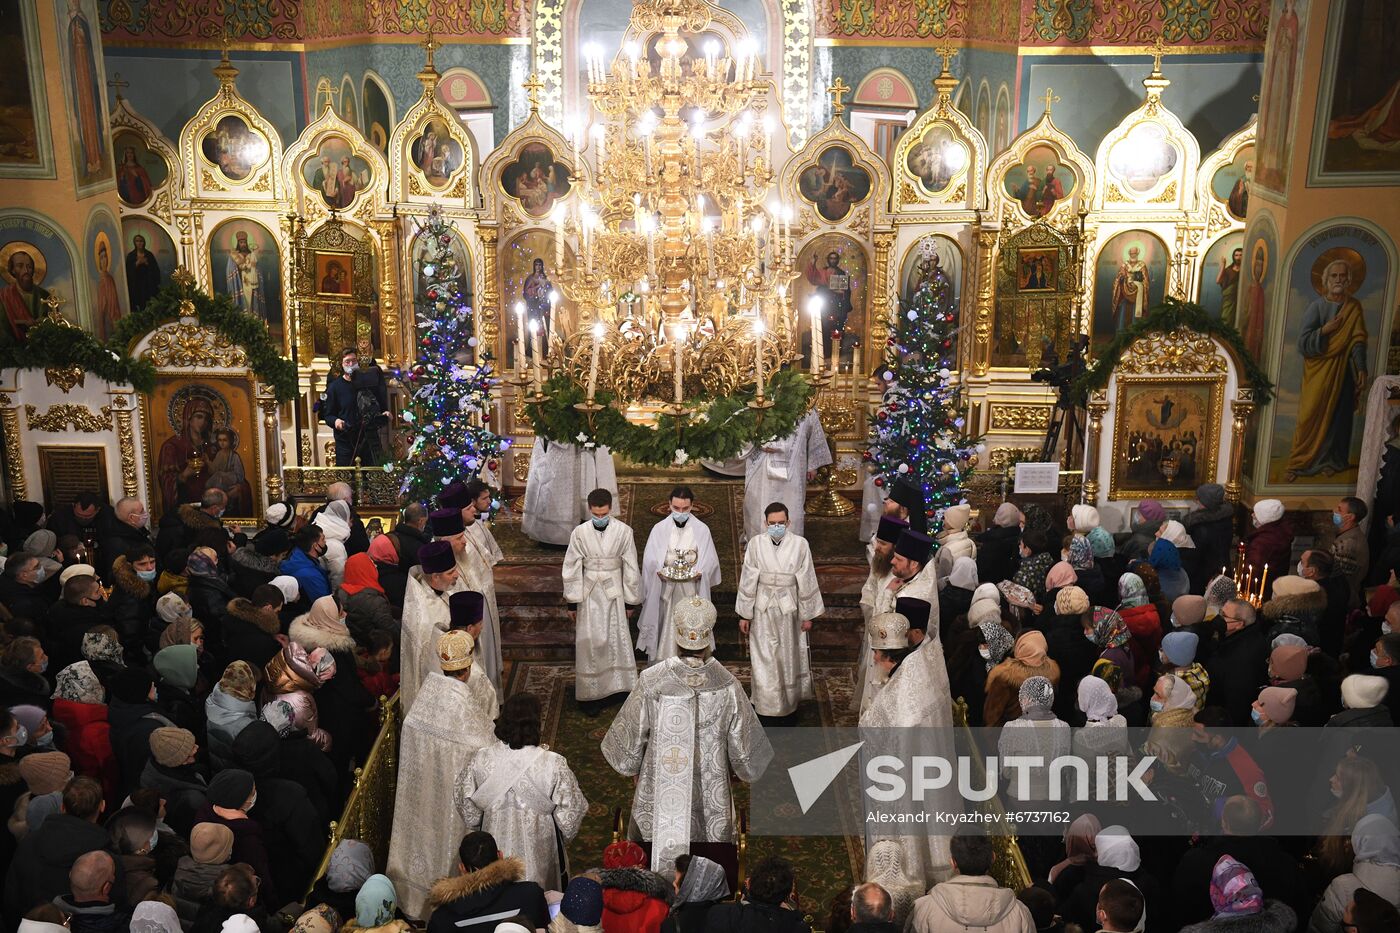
322,347,390,467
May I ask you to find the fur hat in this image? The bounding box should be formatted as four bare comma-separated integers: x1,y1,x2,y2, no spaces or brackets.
1269,575,1321,598
1054,586,1090,616
1342,674,1390,710
191,822,235,864
18,752,71,796
149,726,197,767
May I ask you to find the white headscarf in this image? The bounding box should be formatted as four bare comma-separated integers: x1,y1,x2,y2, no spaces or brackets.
270,575,300,604
1158,520,1195,549
1077,675,1118,722
1095,825,1141,871
948,557,978,592
314,500,353,543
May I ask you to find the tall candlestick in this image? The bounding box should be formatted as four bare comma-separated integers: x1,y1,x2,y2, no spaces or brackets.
851,346,863,401
703,217,716,278
754,318,766,401
587,321,604,402
807,295,822,375
645,224,657,280
673,325,685,404
529,319,542,393
552,203,565,268
1257,563,1269,603
514,300,527,378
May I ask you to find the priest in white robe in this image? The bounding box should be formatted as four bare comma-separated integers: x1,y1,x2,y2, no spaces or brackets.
889,529,939,644
853,515,908,714
455,692,588,890
387,629,498,918
562,487,641,709
447,590,500,723
637,486,721,664
522,439,619,545
734,501,823,719
601,596,773,872
399,539,463,714
437,488,505,696
859,610,958,886
742,409,831,544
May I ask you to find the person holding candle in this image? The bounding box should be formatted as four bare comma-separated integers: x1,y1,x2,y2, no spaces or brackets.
740,407,830,545
1244,499,1294,602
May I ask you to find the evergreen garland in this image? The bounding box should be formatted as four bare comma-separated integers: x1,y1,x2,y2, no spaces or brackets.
1075,297,1275,403
0,316,156,389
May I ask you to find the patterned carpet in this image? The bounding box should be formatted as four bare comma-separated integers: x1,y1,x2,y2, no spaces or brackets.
507,660,865,918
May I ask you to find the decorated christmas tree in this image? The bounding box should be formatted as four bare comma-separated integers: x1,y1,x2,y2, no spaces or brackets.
865,240,978,533
394,207,508,504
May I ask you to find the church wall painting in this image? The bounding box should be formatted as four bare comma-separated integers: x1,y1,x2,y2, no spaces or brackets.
410,119,466,190
1309,0,1400,186
904,123,968,196
993,85,1011,156
795,233,867,371
362,73,393,157
0,212,80,335
143,375,259,526
113,130,168,209
0,0,54,178
1106,122,1178,193
120,216,174,313
55,0,112,194
208,218,283,347
1002,143,1078,218
1110,376,1224,499
797,146,872,223
338,76,358,129
84,206,128,341
899,234,961,371
1091,231,1168,347
501,143,572,217
1239,212,1278,360
302,135,372,210
1198,232,1246,327
975,82,991,142
1254,0,1308,198
1210,145,1253,222
409,226,472,327
1263,221,1393,489
200,114,271,183
501,229,572,367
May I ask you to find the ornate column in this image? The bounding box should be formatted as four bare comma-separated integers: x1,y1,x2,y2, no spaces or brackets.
257,383,284,505
0,390,25,502
867,230,894,363
1082,389,1109,503
971,224,997,376
108,390,139,500
374,217,402,368
1225,389,1257,503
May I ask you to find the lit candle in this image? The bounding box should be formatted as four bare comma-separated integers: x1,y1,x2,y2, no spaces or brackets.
644,215,657,280
807,295,822,374
851,345,863,401
529,318,542,392
552,203,566,268
673,324,685,404
762,114,775,158
587,321,604,402
592,123,606,167
753,318,766,401
1257,563,1269,603
514,300,527,378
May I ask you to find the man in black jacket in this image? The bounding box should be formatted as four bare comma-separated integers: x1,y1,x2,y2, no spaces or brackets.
3,777,109,926
47,493,107,547
704,856,811,933
396,503,433,573
1169,796,1305,927
424,831,549,933
1205,597,1270,726
1300,548,1351,658
322,348,390,467
95,497,152,580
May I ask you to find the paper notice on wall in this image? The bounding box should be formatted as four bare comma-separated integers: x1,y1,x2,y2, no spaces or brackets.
1014,462,1061,494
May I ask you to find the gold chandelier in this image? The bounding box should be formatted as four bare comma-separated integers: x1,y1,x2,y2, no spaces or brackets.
511,0,822,416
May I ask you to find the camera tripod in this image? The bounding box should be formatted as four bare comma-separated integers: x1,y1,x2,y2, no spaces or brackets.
1039,400,1084,468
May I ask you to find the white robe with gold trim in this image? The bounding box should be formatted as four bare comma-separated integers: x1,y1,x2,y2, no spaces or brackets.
733,532,823,717
457,520,504,695
562,518,642,700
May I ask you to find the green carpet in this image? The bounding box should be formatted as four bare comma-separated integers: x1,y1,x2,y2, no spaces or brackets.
509,660,863,918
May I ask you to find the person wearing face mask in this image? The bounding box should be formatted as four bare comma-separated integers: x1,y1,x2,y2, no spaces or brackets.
1331,496,1370,609
735,502,824,722
280,525,332,604
1160,630,1210,711
0,554,51,626
562,488,641,715
184,546,236,637
322,347,373,467
0,637,51,710
1369,633,1400,723
637,486,721,665
106,805,163,907
1205,598,1271,726
107,543,160,663
194,768,278,907
1243,499,1293,602
94,497,150,581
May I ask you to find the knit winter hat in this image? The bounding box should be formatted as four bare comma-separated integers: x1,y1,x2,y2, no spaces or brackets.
207,768,255,809
222,915,260,933
966,600,1002,627
1256,687,1297,724
1171,595,1206,629
941,504,971,532
993,502,1023,528
154,644,199,690
18,752,70,795
253,527,290,557
1055,586,1090,616
1197,483,1226,509
156,592,193,625
1342,674,1390,710
603,840,647,868
149,726,197,767
1269,575,1320,598
1161,631,1199,667
58,563,96,586
561,877,606,927
1269,645,1310,682
1253,499,1284,526
1209,855,1263,919
219,661,258,703
265,502,296,528
1138,499,1167,523
9,704,46,737
191,822,235,864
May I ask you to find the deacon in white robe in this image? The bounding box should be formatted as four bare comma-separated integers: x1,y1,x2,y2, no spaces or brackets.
399,540,462,714
387,630,498,919
454,696,589,891
637,487,721,664
859,611,958,886
888,528,939,645
440,482,506,695
562,487,641,704
742,409,831,544
522,439,619,545
853,515,909,714
734,502,823,718
601,596,774,872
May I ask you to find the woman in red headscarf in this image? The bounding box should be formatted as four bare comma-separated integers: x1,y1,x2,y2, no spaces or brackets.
336,552,394,644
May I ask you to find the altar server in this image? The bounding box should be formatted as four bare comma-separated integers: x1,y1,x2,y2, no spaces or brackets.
637,486,721,664
562,488,642,710
735,501,824,719
522,440,619,545
741,409,831,544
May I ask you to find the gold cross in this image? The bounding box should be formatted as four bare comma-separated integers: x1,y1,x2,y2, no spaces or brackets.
420,22,440,70
1150,35,1167,74
107,72,129,101
828,77,851,115
41,291,66,319
934,45,958,77
522,72,544,112
660,746,690,775
1040,87,1060,114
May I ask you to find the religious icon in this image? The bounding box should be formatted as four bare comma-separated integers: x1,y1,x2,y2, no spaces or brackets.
502,230,573,366
1211,146,1253,220
338,80,357,128
303,135,371,210
59,0,109,189
0,214,77,336
796,233,867,370
315,251,354,296
904,124,968,195
362,77,392,157
1198,232,1246,326
0,240,50,340
1111,378,1222,498
0,0,44,169
410,119,464,188
113,132,168,207
797,146,872,222
411,228,472,321
975,86,991,141
1003,144,1077,218
122,217,171,313
146,378,258,522
993,87,1011,156
1092,231,1167,346
1017,248,1058,293
501,143,572,217
200,115,270,182
1316,0,1400,182
1270,226,1388,486
900,235,960,368
209,219,283,343
1255,0,1306,193
1239,218,1277,358
1107,122,1179,192
91,228,124,340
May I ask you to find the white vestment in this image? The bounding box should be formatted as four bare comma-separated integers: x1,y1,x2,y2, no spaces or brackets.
637,517,721,663
860,640,958,886
457,520,504,695
852,568,897,714
562,518,642,700
399,568,461,714
387,672,497,918
521,440,619,545
733,533,823,717
600,656,774,872
455,739,589,890
742,411,832,543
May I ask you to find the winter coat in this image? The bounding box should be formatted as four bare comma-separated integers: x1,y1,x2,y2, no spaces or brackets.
118,851,161,905
280,548,331,604
2,813,110,925
206,685,258,771
288,617,375,771
108,555,158,660
50,698,118,806
984,656,1061,727
1206,623,1271,726
231,721,329,888
171,857,226,928
0,577,49,626
1179,901,1296,933
1119,603,1163,688
976,524,1022,589
191,803,278,908
1326,705,1393,728
229,547,280,597
50,895,130,933
1261,588,1326,646
396,524,433,573
1057,863,1162,933
220,597,283,671
1044,617,1099,725
907,876,1035,933
0,665,52,710
1244,519,1293,601
338,585,398,644
95,517,151,580
1182,504,1235,590
703,902,808,933
107,697,173,792
185,574,237,641
46,600,106,674
377,561,408,616
425,857,550,933
139,759,208,837
1171,836,1307,928
599,867,677,933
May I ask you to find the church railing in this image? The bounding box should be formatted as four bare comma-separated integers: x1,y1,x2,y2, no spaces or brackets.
282,463,405,509
305,693,402,899
951,697,1033,891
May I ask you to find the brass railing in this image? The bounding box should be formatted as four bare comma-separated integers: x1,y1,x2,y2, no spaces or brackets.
952,697,1033,891
282,464,406,508
305,694,402,897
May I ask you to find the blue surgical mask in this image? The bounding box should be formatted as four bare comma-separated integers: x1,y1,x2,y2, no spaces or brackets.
37,658,48,673
1149,699,1164,713
9,724,27,747
591,516,610,530
1085,631,1097,643
33,567,46,583
1251,708,1265,725
671,511,689,525
767,524,787,541
1334,512,1344,527
137,569,158,582
36,731,54,748
1372,649,1383,669
147,829,159,852
1386,622,1394,636
1169,613,1180,629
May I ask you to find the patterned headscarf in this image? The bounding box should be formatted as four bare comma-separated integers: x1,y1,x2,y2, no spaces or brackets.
1204,574,1238,618
1117,573,1148,609
1209,855,1263,919
355,874,399,927
676,855,730,905
81,630,124,666
1018,675,1054,713
131,901,182,933
219,660,258,702
1092,607,1130,649
290,905,342,933
157,592,193,625
979,622,1015,672
186,547,220,577
1077,675,1118,722
159,619,203,651
1149,538,1182,572
53,661,105,705
1087,527,1116,559
1068,535,1095,570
